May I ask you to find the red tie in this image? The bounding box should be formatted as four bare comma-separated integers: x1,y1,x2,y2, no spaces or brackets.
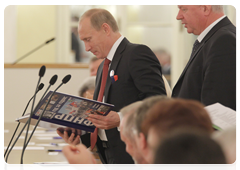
90,58,111,150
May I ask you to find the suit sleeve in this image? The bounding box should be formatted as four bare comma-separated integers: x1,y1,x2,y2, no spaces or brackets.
128,45,167,99
202,31,236,110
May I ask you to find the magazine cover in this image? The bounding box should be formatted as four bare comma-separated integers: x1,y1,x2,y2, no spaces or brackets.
30,91,114,132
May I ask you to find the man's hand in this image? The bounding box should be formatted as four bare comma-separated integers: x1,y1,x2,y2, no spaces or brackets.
86,111,120,130
63,144,96,164
56,127,81,145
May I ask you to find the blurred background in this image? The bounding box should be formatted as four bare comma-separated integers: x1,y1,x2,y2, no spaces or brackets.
4,5,236,122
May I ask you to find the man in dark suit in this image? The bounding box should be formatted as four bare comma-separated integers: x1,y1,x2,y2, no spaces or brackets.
172,5,236,110
58,8,166,164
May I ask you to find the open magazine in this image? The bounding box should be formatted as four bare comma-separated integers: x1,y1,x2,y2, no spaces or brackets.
16,91,114,132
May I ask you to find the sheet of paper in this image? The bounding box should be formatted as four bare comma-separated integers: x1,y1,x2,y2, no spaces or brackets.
35,137,56,140
4,146,45,150
23,130,46,133
205,103,236,130
36,143,68,147
33,133,59,137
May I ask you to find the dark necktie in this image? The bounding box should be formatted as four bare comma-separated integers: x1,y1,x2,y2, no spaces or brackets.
90,58,111,150
190,39,200,59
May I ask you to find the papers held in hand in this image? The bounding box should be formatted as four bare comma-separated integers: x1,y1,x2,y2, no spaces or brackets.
205,103,236,130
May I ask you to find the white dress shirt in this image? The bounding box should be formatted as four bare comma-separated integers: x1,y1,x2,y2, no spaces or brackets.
197,15,226,43
98,35,124,141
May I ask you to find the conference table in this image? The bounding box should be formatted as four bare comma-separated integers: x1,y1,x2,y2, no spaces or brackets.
4,122,101,164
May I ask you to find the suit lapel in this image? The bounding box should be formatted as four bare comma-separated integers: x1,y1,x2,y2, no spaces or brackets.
177,41,205,82
104,38,129,102
173,17,232,91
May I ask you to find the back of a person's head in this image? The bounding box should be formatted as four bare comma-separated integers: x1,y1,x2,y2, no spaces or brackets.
142,99,214,139
78,76,96,97
120,101,143,141
154,129,226,164
134,95,170,135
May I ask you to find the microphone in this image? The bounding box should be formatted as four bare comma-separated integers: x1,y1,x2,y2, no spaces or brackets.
62,74,71,84
21,74,58,167
4,80,46,170
25,74,71,148
45,38,55,44
5,66,46,163
4,83,44,158
20,74,71,164
5,75,58,163
21,65,46,162
50,74,58,84
27,65,46,123
12,37,55,65
38,83,44,90
39,65,46,77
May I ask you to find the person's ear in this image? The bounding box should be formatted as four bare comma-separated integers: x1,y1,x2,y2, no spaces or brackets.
102,23,111,35
201,5,211,16
139,132,147,150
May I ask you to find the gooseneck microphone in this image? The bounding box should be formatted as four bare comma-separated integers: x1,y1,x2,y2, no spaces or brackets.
20,74,71,164
20,65,45,163
23,65,46,143
24,75,70,145
5,65,46,162
12,37,55,65
4,83,44,158
22,75,58,148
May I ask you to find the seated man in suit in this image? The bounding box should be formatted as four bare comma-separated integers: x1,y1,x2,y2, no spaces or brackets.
172,5,236,110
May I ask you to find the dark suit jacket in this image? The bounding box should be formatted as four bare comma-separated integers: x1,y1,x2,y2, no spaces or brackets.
81,37,166,164
172,17,236,110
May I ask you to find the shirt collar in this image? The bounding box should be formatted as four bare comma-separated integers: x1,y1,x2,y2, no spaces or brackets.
106,35,124,61
197,15,226,43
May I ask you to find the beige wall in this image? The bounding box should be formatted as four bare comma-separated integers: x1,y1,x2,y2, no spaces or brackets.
16,5,56,63
4,67,89,122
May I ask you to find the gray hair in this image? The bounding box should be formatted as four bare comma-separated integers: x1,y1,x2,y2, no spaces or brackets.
211,5,224,13
134,95,170,135
78,76,96,97
120,101,143,141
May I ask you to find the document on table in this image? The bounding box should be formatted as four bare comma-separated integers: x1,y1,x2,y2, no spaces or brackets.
205,103,236,130
4,146,44,150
